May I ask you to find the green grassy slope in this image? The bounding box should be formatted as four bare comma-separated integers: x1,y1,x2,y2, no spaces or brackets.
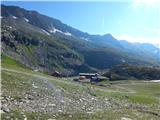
1,54,29,69
103,64,160,80
1,59,160,120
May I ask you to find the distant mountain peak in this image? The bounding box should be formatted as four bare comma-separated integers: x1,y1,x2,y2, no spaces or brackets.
102,33,116,40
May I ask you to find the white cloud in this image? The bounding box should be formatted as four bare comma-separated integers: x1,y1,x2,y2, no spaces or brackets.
116,34,160,46
132,0,160,8
138,28,160,39
142,28,160,34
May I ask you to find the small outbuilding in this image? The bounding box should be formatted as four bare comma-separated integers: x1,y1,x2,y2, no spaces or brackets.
90,76,109,82
78,73,108,82
79,73,99,79
51,71,62,77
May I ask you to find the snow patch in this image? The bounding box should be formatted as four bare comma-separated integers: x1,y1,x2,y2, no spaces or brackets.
49,24,60,33
49,28,62,33
49,28,72,36
64,32,72,36
80,37,89,41
12,15,17,19
41,29,50,35
24,17,29,22
49,29,56,33
49,24,72,36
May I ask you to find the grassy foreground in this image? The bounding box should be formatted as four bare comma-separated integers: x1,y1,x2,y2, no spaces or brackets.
1,55,160,120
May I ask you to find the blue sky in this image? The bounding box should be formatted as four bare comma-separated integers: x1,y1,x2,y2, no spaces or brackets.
2,0,160,46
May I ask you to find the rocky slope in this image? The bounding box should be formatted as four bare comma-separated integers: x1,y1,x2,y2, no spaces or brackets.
1,4,160,75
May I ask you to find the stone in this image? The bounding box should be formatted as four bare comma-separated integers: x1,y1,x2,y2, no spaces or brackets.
24,117,27,120
2,106,10,113
48,104,56,107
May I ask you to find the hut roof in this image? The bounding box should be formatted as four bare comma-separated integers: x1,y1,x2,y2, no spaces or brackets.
79,73,98,76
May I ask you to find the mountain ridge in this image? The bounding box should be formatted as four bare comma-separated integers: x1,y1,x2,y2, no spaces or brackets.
1,4,159,48
1,4,160,75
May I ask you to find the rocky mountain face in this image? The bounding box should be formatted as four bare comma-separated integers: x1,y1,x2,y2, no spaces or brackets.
1,5,160,75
